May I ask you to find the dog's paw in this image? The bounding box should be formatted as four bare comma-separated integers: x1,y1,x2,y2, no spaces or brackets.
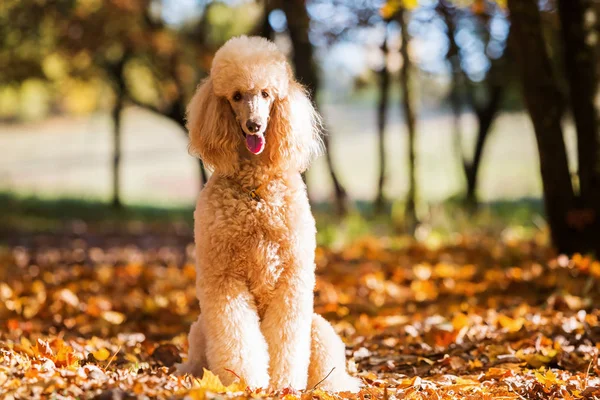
174,361,203,377
343,375,364,393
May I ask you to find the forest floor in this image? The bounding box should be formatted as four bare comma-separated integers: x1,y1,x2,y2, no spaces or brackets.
1,205,599,399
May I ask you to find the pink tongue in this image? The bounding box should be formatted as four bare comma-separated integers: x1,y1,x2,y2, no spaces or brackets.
245,134,265,154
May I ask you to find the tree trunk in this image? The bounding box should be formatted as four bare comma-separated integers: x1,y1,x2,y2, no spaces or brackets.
439,0,504,208
440,2,472,205
375,27,391,213
440,4,469,203
257,0,276,40
557,0,600,253
109,58,128,209
398,8,418,230
282,0,349,215
167,55,209,189
508,0,579,253
169,106,208,187
557,0,599,202
138,4,209,189
464,84,503,206
111,89,124,209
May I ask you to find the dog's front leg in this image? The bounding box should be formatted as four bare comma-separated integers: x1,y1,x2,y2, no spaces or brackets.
260,271,314,390
199,277,270,388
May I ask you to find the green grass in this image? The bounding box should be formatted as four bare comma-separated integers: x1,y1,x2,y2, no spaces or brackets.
0,192,547,247
0,192,194,233
313,197,546,247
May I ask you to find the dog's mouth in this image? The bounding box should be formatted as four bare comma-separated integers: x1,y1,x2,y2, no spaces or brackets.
242,131,266,155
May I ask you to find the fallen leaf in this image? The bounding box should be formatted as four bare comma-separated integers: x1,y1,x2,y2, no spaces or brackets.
92,348,111,361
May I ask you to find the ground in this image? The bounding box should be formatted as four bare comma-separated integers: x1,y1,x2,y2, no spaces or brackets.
1,217,599,399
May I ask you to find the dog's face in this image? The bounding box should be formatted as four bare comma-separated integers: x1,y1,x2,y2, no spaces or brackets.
227,89,274,155
187,36,323,175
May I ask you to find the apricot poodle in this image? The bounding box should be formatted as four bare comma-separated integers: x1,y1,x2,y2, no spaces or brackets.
176,36,361,392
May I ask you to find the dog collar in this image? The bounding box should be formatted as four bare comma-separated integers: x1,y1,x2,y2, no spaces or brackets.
228,178,266,202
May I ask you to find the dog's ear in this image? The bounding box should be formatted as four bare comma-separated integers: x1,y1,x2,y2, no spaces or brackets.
187,77,240,175
267,81,323,172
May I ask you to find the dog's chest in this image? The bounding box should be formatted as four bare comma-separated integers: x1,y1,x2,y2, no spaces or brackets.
199,174,308,311
244,200,292,310
247,239,283,308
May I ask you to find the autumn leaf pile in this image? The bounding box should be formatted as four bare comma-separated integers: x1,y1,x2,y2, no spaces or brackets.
1,232,600,399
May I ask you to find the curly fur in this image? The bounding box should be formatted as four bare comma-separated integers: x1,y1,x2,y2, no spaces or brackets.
187,36,323,175
177,36,360,393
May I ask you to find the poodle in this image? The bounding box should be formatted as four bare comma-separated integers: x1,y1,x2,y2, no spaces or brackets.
176,36,361,393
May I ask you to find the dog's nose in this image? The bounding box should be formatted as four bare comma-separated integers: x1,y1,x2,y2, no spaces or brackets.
246,120,261,133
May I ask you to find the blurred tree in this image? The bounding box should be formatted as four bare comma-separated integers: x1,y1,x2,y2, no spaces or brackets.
56,0,204,207
255,0,275,40
306,0,407,215
397,6,419,231
127,0,263,187
1,0,150,208
508,0,600,254
438,0,508,209
557,0,598,206
383,1,420,229
281,0,350,216
380,1,420,228
1,0,269,205
109,57,128,209
123,3,210,187
375,23,391,213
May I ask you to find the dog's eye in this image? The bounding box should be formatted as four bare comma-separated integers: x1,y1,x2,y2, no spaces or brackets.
233,92,241,102
261,90,269,99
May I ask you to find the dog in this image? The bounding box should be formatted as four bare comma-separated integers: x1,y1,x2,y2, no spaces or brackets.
177,36,361,393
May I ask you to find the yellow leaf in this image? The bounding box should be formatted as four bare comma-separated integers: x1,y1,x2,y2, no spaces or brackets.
51,339,80,368
404,0,419,9
397,376,419,389
468,359,483,369
195,369,226,392
125,353,139,363
101,310,126,325
452,312,469,330
516,349,557,369
186,388,206,400
312,389,337,400
380,0,418,19
380,2,396,19
497,315,524,332
535,369,564,389
194,369,247,393
19,337,34,356
92,348,111,361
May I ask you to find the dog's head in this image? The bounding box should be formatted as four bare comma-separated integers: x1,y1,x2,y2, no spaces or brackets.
187,36,323,175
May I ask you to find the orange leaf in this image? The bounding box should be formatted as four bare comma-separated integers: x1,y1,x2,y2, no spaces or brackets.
497,315,524,332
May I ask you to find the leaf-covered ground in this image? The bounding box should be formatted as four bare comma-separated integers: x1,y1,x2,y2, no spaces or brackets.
1,230,600,399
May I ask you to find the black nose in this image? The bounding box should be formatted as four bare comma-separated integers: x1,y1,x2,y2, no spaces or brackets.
246,120,261,133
